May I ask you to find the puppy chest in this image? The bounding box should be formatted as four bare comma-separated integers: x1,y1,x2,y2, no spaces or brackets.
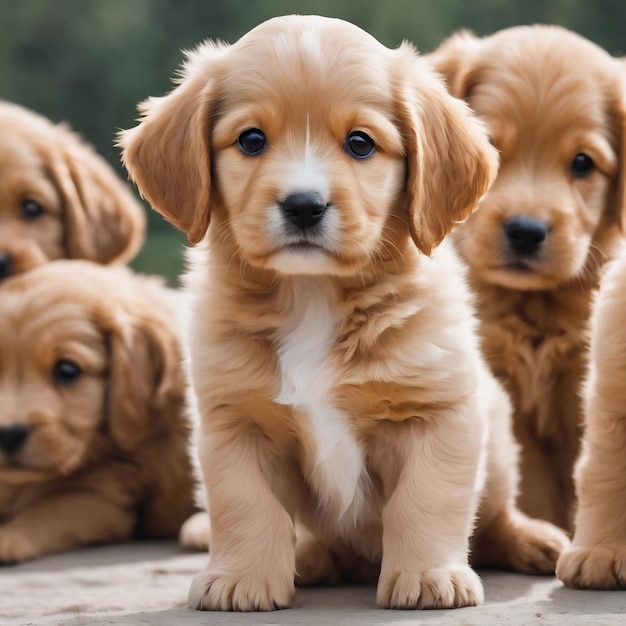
273,279,367,521
486,321,584,413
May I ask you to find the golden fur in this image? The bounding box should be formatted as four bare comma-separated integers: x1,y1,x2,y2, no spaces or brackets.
428,25,626,531
0,261,196,562
0,101,145,279
556,250,626,588
122,15,568,612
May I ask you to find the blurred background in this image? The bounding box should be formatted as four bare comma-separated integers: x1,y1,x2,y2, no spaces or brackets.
1,0,624,284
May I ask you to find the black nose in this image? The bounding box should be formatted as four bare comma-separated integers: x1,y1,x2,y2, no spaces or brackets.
0,253,12,279
503,216,549,256
281,192,328,230
0,424,30,455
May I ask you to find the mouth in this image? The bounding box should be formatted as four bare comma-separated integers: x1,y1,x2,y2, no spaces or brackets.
476,258,563,291
280,238,329,254
503,261,536,273
267,237,338,276
285,242,324,250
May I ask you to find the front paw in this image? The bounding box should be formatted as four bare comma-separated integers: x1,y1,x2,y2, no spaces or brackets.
188,567,294,611
504,516,570,574
179,511,210,552
0,528,38,564
377,564,483,609
295,535,340,587
557,545,626,589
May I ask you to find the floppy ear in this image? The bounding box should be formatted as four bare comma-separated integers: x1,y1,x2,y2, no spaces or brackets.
395,49,498,255
426,30,481,99
120,42,228,245
49,128,146,264
615,61,626,231
104,309,185,451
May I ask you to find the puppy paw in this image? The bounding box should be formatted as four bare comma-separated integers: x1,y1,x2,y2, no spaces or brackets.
188,568,294,611
0,528,37,564
179,511,210,552
295,536,340,587
505,517,570,574
376,564,483,609
557,545,626,589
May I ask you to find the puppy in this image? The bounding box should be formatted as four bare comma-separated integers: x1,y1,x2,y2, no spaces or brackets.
0,261,196,562
0,101,145,279
556,250,626,589
428,26,626,532
122,15,568,611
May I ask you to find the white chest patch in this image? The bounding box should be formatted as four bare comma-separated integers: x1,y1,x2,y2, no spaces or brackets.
274,277,367,522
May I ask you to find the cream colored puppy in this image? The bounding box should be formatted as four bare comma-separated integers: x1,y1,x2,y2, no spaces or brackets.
0,261,196,562
122,15,568,612
557,249,626,589
428,26,626,532
0,101,145,278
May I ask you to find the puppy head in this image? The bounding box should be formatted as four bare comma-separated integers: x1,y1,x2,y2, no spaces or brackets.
0,261,184,484
0,101,146,280
121,15,496,276
429,26,626,290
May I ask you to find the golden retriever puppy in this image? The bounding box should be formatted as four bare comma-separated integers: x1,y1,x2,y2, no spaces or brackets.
556,251,626,589
0,260,196,562
428,26,626,532
122,15,568,611
0,101,145,279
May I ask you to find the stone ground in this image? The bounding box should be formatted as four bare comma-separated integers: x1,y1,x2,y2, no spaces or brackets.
2,541,625,626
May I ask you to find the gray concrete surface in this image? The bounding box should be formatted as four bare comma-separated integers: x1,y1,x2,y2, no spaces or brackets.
1,542,625,625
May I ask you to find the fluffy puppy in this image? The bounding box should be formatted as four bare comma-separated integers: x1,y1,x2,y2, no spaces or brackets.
556,251,626,589
0,261,196,562
0,101,145,279
122,15,568,611
428,26,626,532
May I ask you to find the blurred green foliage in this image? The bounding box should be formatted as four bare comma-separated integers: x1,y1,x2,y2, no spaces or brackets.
1,0,624,283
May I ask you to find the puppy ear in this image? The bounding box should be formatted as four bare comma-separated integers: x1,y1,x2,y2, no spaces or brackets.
49,129,146,264
616,63,626,231
104,308,185,451
395,49,498,255
426,30,481,99
120,43,227,245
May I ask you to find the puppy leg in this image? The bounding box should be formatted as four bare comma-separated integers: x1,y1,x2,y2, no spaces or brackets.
516,428,569,529
557,265,626,588
294,519,379,587
0,491,135,563
557,416,626,589
374,417,484,609
473,509,569,574
179,511,210,552
473,384,569,574
295,523,341,587
189,427,296,611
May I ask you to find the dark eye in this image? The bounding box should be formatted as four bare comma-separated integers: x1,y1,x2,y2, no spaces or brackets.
570,153,595,178
345,131,376,160
20,199,44,220
237,128,266,156
53,359,83,386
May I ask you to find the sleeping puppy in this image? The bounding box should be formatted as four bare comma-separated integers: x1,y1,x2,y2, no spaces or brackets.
556,250,626,589
428,26,626,532
0,101,145,279
122,15,568,611
0,261,196,562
